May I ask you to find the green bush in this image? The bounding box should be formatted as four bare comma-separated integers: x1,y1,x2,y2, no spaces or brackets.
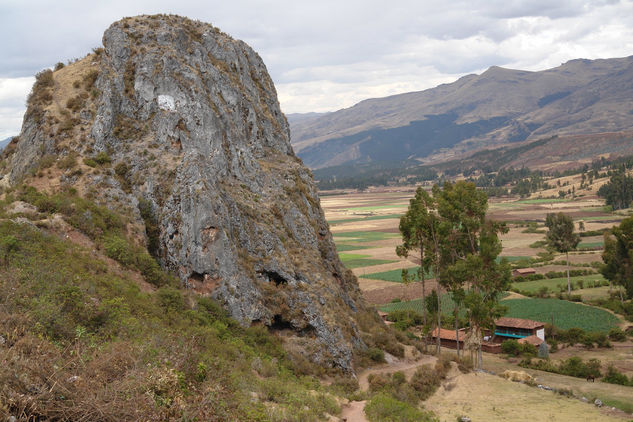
157,287,185,313
409,365,441,401
387,310,424,330
84,158,98,167
501,339,522,356
608,327,627,342
584,332,610,348
103,234,134,266
602,365,631,386
94,151,112,165
501,339,537,357
368,347,386,363
521,356,601,379
364,393,435,422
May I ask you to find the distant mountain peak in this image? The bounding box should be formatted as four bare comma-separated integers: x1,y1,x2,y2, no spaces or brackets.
290,55,633,170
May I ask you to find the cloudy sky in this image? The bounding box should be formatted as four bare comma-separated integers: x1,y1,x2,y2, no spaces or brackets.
1,0,633,138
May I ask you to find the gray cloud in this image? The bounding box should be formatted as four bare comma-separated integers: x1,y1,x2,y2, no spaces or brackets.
1,0,633,134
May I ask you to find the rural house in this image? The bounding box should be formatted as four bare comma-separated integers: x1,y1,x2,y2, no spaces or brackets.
493,317,545,346
512,268,536,277
430,317,546,353
430,327,467,350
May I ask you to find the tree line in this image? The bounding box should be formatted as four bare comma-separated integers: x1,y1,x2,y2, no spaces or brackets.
396,181,511,368
394,184,633,367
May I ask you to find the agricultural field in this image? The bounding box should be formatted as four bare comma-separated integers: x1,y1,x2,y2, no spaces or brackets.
338,252,396,269
320,178,633,419
378,295,620,333
320,183,628,329
511,274,608,295
500,298,620,333
320,184,621,301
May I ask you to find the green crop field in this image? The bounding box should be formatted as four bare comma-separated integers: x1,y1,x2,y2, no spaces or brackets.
497,256,531,263
579,206,612,213
379,293,457,315
328,213,402,225
575,286,623,301
515,198,571,204
333,231,400,243
580,215,619,221
364,267,433,282
344,204,408,212
511,274,606,294
578,241,604,249
379,296,618,332
500,298,619,332
335,243,374,252
338,252,395,269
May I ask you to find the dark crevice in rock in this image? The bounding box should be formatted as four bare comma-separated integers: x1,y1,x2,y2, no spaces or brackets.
270,314,293,331
189,271,204,283
299,324,316,338
258,270,287,286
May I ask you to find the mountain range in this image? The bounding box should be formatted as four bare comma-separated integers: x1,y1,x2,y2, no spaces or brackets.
0,137,14,150
290,56,633,171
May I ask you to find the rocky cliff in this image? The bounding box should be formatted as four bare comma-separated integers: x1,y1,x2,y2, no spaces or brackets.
3,15,374,371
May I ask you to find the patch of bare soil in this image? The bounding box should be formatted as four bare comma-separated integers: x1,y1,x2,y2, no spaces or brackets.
362,280,441,305
503,291,528,300
340,400,367,422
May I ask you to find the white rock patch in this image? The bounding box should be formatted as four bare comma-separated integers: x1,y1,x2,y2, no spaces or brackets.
157,94,176,111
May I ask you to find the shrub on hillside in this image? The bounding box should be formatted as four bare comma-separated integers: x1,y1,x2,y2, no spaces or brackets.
602,365,632,386
368,347,386,363
386,309,424,330
520,356,601,379
608,327,627,342
364,393,435,422
501,339,538,357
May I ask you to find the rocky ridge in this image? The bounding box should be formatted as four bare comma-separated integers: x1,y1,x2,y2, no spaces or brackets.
3,15,376,371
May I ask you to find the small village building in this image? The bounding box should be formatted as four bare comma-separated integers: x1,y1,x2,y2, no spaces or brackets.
493,317,545,344
377,310,393,325
512,268,536,277
430,327,467,350
428,317,546,353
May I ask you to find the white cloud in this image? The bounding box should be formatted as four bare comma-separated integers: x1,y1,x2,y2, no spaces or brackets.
1,0,633,131
0,77,33,139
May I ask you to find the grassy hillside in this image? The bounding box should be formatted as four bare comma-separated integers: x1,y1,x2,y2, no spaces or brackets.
1,187,398,421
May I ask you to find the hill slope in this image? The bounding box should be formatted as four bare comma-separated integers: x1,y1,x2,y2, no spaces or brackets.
291,56,633,169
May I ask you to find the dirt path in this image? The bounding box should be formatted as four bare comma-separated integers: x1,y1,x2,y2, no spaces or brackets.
357,354,437,390
340,400,367,422
340,353,437,422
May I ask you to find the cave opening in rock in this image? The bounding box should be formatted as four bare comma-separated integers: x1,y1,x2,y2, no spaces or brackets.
259,270,288,286
270,314,293,331
189,271,205,283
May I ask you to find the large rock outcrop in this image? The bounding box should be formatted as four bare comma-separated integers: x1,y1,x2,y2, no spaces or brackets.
4,15,374,370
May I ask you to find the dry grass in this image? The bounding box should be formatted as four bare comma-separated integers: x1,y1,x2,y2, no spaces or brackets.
482,353,633,416
424,371,627,421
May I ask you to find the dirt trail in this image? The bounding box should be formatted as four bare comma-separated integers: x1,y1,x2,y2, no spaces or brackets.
340,400,367,422
340,353,437,422
357,354,437,390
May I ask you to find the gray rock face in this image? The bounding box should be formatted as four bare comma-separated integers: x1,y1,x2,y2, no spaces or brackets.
6,15,370,371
